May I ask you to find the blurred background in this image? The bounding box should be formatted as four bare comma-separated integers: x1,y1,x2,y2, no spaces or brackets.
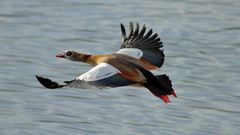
0,0,239,135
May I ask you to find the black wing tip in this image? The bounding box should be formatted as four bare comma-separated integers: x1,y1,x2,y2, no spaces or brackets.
121,23,127,41
120,22,163,49
35,75,63,89
35,75,44,82
120,23,124,29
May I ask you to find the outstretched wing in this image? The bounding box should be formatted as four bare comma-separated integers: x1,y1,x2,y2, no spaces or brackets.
119,22,165,68
36,63,135,89
68,63,135,89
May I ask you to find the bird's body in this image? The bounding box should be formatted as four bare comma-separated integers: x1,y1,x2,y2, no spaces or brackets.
36,22,177,103
83,53,156,80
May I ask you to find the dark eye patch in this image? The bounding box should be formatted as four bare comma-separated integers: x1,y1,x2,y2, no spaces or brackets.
66,51,72,56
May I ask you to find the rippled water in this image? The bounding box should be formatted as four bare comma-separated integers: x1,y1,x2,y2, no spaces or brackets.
0,0,240,135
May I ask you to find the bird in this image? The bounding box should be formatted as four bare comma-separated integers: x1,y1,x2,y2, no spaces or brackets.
36,22,177,103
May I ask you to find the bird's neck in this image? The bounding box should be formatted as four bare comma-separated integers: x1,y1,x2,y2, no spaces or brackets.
75,53,107,66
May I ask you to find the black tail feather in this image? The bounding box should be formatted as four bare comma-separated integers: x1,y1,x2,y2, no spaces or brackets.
155,74,173,90
36,75,64,89
127,62,174,96
139,70,173,95
143,74,174,97
144,74,176,103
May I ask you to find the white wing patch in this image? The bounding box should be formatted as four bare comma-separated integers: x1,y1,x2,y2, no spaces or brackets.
116,48,143,59
77,63,120,81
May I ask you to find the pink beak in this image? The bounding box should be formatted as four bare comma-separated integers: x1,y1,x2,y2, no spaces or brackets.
56,53,65,58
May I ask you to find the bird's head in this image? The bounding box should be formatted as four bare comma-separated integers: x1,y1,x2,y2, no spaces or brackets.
56,50,90,62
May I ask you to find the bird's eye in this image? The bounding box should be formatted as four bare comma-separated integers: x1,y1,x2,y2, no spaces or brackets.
66,51,72,56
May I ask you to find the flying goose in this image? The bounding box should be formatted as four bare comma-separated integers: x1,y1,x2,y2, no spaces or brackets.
36,22,177,103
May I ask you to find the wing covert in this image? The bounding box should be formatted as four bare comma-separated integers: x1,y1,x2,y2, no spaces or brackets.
66,63,135,89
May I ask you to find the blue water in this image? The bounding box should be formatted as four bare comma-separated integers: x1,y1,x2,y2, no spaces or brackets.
0,0,240,135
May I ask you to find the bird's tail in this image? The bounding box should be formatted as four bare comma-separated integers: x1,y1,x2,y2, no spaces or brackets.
125,61,176,103
144,74,177,103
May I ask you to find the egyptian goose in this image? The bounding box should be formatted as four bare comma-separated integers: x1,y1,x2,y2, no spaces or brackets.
36,22,177,103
